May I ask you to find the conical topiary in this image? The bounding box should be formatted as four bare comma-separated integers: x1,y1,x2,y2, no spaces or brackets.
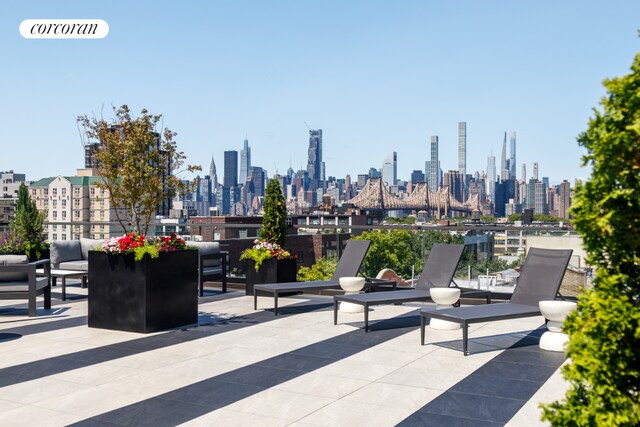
259,179,287,248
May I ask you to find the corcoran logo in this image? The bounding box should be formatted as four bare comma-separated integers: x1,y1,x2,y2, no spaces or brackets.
19,19,109,39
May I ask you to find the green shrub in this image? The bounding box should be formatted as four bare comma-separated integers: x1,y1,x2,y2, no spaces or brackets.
541,49,640,426
296,257,337,281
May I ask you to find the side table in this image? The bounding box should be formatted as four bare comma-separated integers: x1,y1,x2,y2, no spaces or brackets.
338,277,366,313
539,300,576,352
429,288,462,330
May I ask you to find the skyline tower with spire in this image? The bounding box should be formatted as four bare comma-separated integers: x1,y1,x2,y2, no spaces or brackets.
239,138,251,184
209,154,218,190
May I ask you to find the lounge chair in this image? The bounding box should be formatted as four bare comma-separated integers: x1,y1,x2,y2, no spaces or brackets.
419,247,573,355
254,239,371,315
333,243,490,332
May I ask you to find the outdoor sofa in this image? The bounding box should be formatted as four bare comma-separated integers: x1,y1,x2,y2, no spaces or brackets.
0,254,51,317
185,241,228,296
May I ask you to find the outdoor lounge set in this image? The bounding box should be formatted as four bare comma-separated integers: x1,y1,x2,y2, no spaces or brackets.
2,236,573,358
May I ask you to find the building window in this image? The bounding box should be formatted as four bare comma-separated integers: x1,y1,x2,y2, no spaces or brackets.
61,234,67,240
62,211,67,219
52,224,57,231
52,188,57,197
62,199,67,208
62,224,67,231
74,199,80,208
52,200,57,208
52,233,57,240
53,211,57,219
74,211,80,219
62,188,67,197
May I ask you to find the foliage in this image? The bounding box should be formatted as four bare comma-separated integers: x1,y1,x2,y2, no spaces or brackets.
259,179,288,247
297,257,337,281
508,213,570,223
0,229,26,255
384,216,416,225
353,229,463,279
480,215,497,223
1,183,48,259
240,239,295,271
77,105,200,236
541,50,640,425
100,232,186,261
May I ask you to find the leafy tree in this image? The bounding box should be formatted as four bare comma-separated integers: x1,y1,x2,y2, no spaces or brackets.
1,184,46,258
297,257,337,281
12,183,46,244
353,229,464,279
384,216,416,225
541,50,640,425
480,215,497,223
260,178,288,247
77,105,199,236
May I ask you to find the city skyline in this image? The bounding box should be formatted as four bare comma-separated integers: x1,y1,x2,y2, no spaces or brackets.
2,1,640,184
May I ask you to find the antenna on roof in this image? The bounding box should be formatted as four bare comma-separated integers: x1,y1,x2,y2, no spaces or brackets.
304,122,311,131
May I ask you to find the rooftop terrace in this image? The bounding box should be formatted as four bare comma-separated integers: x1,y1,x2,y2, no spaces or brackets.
0,280,569,426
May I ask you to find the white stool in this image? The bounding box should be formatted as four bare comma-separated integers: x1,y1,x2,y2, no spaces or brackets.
539,300,577,352
338,277,366,313
429,288,461,330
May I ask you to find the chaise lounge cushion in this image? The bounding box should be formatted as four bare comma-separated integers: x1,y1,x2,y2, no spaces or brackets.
50,241,82,269
0,255,29,282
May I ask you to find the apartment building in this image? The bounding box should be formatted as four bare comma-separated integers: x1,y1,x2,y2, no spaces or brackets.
29,173,125,241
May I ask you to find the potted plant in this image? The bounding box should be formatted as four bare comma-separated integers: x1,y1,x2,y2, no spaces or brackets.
240,179,297,295
88,232,198,333
77,105,200,333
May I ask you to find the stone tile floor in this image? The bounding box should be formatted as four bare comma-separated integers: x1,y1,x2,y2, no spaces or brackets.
0,281,569,426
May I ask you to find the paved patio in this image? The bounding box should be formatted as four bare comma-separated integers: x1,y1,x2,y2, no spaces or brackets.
0,281,569,426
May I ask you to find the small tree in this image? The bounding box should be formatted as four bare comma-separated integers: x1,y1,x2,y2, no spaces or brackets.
12,183,45,246
541,50,640,425
259,178,287,247
77,105,199,236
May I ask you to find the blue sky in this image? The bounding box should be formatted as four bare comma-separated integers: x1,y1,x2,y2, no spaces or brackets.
1,1,639,185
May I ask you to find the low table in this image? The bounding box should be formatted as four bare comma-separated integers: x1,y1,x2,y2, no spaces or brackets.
37,269,88,301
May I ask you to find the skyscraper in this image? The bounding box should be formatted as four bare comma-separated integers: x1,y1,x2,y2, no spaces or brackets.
430,136,439,192
307,129,322,187
533,162,539,181
500,132,509,181
521,163,526,183
223,150,238,188
458,122,466,178
239,138,251,184
382,151,397,187
209,155,218,189
509,131,516,179
487,153,496,203
443,170,464,202
558,180,571,219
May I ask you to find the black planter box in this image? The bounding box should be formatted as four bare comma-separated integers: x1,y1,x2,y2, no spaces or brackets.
88,250,198,333
245,258,297,296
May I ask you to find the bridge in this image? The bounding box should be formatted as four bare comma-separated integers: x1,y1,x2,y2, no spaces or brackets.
346,178,480,216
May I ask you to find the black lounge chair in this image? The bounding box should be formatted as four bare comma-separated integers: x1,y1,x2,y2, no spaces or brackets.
253,239,371,315
420,247,573,356
333,243,489,332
